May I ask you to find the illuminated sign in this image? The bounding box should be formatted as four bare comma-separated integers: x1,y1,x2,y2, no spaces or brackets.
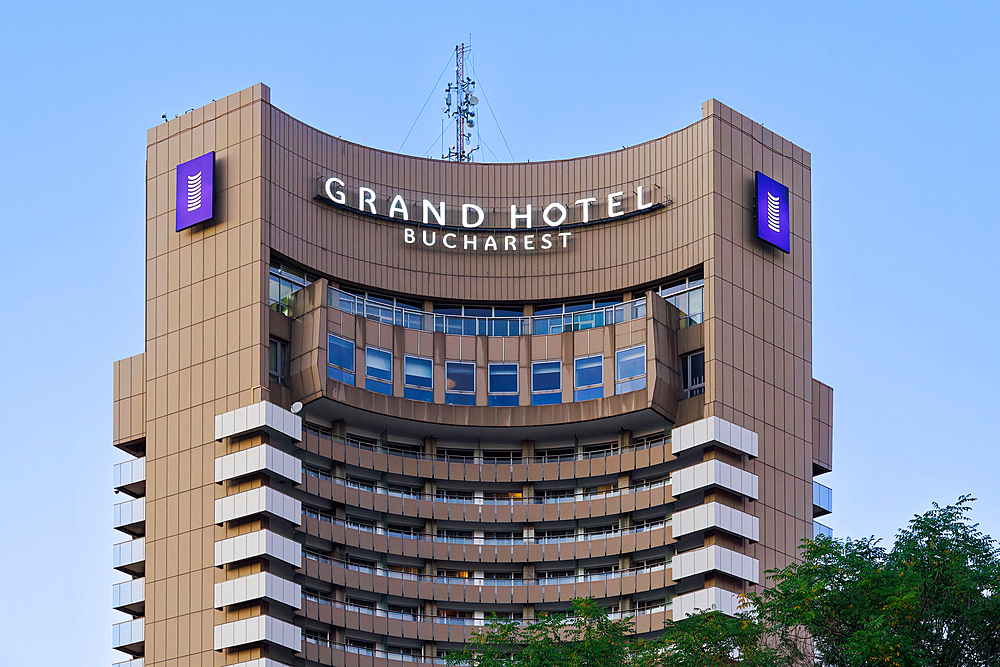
316,176,666,252
176,152,215,231
755,171,790,253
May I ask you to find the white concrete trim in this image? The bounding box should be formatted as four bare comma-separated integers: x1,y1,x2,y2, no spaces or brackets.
672,586,745,619
671,459,758,499
214,487,301,525
213,615,301,651
215,444,302,484
672,502,760,541
215,401,302,443
214,571,301,609
214,529,302,568
672,544,760,584
672,416,758,458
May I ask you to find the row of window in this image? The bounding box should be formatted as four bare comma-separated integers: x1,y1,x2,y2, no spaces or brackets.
328,334,647,405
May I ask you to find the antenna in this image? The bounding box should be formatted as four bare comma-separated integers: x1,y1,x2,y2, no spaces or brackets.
442,43,479,162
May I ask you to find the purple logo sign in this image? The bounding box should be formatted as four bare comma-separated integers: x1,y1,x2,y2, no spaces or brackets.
755,171,790,253
175,152,215,231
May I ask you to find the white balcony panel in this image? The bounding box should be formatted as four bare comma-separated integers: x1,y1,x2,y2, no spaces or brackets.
672,502,760,541
214,487,301,525
215,571,301,609
113,538,146,570
215,401,302,443
112,617,144,650
113,577,146,608
215,444,302,484
673,586,745,619
215,529,302,567
214,615,301,652
672,459,758,499
112,658,144,667
672,416,758,458
223,660,292,667
114,458,146,489
672,545,760,584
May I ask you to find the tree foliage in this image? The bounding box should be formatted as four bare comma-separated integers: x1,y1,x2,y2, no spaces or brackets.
449,497,1000,667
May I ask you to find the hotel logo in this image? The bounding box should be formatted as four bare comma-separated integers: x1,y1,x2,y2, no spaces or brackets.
176,152,215,231
755,171,790,253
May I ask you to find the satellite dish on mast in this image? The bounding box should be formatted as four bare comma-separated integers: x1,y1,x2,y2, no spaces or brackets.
469,95,479,105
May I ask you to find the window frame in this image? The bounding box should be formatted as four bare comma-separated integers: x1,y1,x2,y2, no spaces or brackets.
573,354,604,401
445,360,476,405
327,333,355,384
615,344,647,395
403,354,433,402
365,346,393,395
488,363,519,407
530,360,562,406
681,351,706,399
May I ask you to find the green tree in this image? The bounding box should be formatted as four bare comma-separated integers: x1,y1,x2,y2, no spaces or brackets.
748,495,1000,666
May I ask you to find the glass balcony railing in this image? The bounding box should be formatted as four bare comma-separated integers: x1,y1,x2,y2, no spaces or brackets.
112,617,144,655
113,577,145,613
813,481,833,517
113,659,144,667
113,538,145,576
329,287,647,337
813,521,833,539
113,458,145,496
113,497,145,536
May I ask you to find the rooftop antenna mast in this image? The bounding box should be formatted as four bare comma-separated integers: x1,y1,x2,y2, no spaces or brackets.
442,43,479,162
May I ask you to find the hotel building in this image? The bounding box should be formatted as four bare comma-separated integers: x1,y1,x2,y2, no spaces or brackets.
111,83,834,667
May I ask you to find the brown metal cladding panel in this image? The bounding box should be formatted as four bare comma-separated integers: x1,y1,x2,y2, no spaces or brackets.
432,461,448,478
331,482,347,504
449,461,466,480
388,536,404,554
620,492,636,514
418,540,434,560
345,487,360,507
511,543,528,563
418,499,433,519
402,538,420,559
605,455,620,475
387,495,403,515
482,504,499,523
372,615,389,635
448,583,466,601
403,457,419,477
590,581,608,601
574,460,590,478
621,533,636,553
331,605,346,627
434,582,449,599
402,497,419,517
559,461,575,480
628,573,645,595
372,493,389,514
634,448,650,469
435,541,452,561
635,613,652,634
330,565,346,587
605,495,621,515
494,504,513,523
619,451,635,472
329,522,344,543
528,503,544,523
591,497,607,517
357,572,375,592
543,503,560,522
635,489,651,510
480,546,496,563
634,531,651,552
478,586,493,604
387,455,403,475
403,578,419,598
373,452,388,471
512,464,528,482
359,448,374,470
575,582,593,599
605,577,621,598
573,500,590,520
332,440,346,463
418,459,434,478
433,623,450,642
418,580,434,601
417,620,434,640
387,618,404,638
590,457,606,477
559,541,576,560
649,444,665,466
650,567,668,589
496,546,512,563
495,466,512,483
432,501,449,518
495,585,512,604
527,544,544,562
542,462,558,480
513,584,529,604
542,584,559,602
511,504,527,523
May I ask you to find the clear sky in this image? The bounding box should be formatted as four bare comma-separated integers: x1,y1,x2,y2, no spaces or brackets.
1,1,998,664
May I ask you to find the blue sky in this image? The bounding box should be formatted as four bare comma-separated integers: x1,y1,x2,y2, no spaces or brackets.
1,1,998,664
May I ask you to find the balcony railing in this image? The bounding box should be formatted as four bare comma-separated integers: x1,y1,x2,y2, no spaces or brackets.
306,466,669,504
304,423,670,465
813,481,833,516
329,287,647,337
813,521,833,539
114,458,146,497
113,537,145,576
112,617,144,656
113,577,145,615
113,497,145,536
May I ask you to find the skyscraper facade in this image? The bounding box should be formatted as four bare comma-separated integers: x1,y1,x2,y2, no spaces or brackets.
112,83,834,667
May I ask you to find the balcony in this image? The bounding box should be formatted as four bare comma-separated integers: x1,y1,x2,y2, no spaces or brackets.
113,497,145,537
214,529,302,568
112,617,144,657
113,537,145,577
215,443,301,485
214,572,301,609
813,481,833,517
215,487,302,526
112,577,145,616
214,615,301,651
672,502,759,542
814,521,833,539
112,659,144,667
114,458,146,498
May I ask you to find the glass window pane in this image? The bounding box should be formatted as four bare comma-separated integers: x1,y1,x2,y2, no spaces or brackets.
563,301,592,314
488,394,518,407
574,385,603,401
534,304,563,316
615,345,646,381
445,392,476,406
404,356,433,388
434,304,462,316
493,306,523,317
328,334,355,371
404,386,433,402
446,362,475,393
464,306,492,318
531,392,561,406
367,378,392,395
366,347,392,381
575,355,603,388
532,361,561,393
489,364,518,394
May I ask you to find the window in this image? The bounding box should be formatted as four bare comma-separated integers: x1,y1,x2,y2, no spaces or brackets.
615,345,646,394
327,334,355,384
488,363,518,406
531,361,562,405
445,361,476,405
365,347,392,395
659,274,705,328
268,261,317,315
403,355,433,402
681,351,705,398
574,354,603,401
269,338,288,385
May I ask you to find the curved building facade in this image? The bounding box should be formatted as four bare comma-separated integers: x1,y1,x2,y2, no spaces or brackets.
111,83,834,667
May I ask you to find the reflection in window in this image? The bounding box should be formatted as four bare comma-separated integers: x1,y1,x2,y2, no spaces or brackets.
615,345,646,395
327,334,355,384
681,351,705,399
269,338,287,385
366,347,392,395
445,361,476,405
531,361,562,406
404,355,433,402
488,363,518,407
574,354,603,401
